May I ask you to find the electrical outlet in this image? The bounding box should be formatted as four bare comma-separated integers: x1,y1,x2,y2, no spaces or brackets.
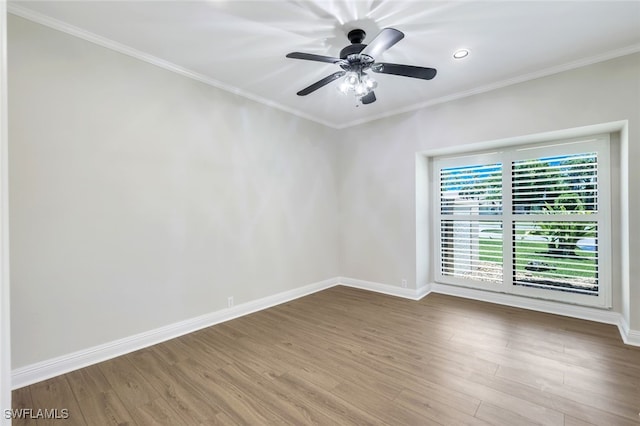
227,296,234,308
401,279,407,288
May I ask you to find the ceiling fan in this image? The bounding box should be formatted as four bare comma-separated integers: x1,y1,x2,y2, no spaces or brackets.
286,28,437,105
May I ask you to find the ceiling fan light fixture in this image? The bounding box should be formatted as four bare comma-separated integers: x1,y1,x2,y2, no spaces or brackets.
337,71,376,98
337,80,351,94
345,72,358,85
362,74,377,90
453,48,470,59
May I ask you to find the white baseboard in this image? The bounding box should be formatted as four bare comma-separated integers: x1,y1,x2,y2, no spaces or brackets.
12,276,638,389
429,282,639,346
429,282,620,324
416,284,432,300
12,277,339,389
338,276,430,301
337,278,639,347
616,316,640,346
626,329,640,346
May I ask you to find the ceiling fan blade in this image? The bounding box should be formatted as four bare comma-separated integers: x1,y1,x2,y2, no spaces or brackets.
360,28,404,58
297,71,346,96
286,52,346,65
361,91,376,104
371,63,437,80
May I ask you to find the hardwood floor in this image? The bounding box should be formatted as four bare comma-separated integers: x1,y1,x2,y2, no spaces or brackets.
11,286,640,425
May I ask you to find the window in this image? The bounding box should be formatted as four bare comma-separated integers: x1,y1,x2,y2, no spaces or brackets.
434,135,610,307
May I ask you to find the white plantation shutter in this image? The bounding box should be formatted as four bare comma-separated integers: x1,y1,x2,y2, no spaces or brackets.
512,152,598,213
511,152,600,296
440,219,503,283
440,163,503,214
434,135,610,307
512,221,598,295
437,157,504,288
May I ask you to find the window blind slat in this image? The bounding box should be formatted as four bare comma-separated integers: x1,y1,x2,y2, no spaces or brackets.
440,219,503,283
512,221,598,295
512,152,598,215
440,162,502,215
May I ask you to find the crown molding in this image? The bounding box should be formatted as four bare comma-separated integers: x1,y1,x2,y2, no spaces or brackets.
7,4,339,129
8,4,640,130
336,43,640,129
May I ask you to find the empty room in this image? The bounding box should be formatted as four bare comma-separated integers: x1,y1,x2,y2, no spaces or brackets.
1,1,640,425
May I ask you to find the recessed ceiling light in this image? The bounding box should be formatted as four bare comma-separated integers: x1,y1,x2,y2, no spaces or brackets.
453,49,470,59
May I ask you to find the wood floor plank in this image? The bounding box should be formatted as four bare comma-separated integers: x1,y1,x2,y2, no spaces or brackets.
9,386,38,426
148,337,194,366
275,337,405,399
194,328,287,379
416,366,566,425
28,375,86,426
12,286,640,425
331,381,441,425
129,397,189,426
393,388,493,426
215,362,337,425
527,378,639,421
128,348,221,424
65,365,113,401
72,390,135,426
495,363,564,390
274,372,383,424
66,366,135,425
458,364,640,426
563,367,639,405
474,401,544,426
171,357,283,424
97,356,161,409
563,415,600,426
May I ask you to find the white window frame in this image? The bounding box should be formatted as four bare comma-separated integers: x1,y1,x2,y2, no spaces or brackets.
432,134,611,308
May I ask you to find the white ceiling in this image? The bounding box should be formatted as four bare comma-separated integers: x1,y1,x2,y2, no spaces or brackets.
9,1,640,128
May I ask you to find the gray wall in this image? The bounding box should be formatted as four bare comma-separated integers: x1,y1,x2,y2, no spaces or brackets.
9,16,340,368
338,53,640,328
8,14,640,370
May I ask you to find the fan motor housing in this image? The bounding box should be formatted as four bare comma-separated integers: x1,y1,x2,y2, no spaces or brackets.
340,28,367,59
340,44,366,58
